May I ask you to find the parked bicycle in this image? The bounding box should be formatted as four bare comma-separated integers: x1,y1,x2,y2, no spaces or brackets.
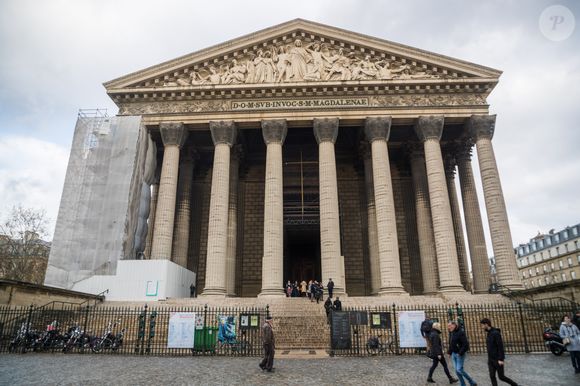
366,333,395,355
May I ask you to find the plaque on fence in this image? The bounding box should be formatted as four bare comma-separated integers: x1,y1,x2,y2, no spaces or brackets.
239,314,260,330
349,311,368,326
370,312,391,329
167,312,196,348
331,311,352,349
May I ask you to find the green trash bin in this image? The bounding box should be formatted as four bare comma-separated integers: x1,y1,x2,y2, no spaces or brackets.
194,326,218,351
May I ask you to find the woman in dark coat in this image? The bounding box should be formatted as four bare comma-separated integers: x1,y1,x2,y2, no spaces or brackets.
427,322,458,384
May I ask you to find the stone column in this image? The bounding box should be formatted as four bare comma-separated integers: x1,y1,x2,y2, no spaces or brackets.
469,115,523,290
225,146,241,296
361,143,381,295
171,148,197,268
364,117,406,295
202,121,237,296
150,122,188,260
409,145,439,294
414,116,464,293
456,142,491,293
314,118,346,295
259,120,287,297
143,178,159,259
444,150,470,291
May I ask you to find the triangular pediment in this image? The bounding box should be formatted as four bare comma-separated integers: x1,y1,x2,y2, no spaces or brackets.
104,19,500,93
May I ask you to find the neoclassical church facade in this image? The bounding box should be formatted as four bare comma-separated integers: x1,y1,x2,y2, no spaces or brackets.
45,20,522,298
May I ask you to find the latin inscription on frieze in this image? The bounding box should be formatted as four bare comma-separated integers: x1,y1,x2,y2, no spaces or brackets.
231,97,368,111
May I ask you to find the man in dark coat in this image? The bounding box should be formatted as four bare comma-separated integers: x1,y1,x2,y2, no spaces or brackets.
572,310,580,330
259,316,275,372
332,297,342,311
324,297,333,323
480,318,518,386
427,322,458,384
327,278,335,299
447,321,477,386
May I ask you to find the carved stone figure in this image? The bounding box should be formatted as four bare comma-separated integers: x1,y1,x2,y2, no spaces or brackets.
288,39,310,81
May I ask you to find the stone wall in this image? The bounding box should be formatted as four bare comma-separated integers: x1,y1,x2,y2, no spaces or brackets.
337,161,366,296
0,280,103,306
239,165,265,297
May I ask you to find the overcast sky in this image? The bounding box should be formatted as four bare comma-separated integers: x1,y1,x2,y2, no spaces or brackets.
0,0,578,252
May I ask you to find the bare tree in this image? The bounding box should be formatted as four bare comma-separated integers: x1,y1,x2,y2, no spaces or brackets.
0,206,50,283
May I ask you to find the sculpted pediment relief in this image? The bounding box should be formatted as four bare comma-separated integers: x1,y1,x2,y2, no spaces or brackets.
160,39,446,88
105,19,501,93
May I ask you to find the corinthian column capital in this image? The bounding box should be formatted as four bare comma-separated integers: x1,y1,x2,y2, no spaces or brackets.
210,120,237,146
313,118,339,144
414,116,444,141
261,119,288,145
456,140,474,163
160,122,188,147
364,116,392,142
468,114,496,141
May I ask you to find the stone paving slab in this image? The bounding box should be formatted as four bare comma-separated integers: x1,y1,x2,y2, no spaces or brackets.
0,352,575,386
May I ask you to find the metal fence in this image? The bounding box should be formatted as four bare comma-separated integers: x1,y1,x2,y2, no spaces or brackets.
329,300,575,356
0,303,268,356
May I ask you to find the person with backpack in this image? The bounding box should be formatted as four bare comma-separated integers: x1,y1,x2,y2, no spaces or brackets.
421,314,434,350
426,322,459,384
447,321,477,386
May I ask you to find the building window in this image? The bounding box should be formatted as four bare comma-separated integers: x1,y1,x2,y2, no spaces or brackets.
575,241,579,250
548,249,552,258
539,240,544,248
522,272,526,279
529,269,533,276
568,257,573,266
532,243,537,252
563,230,569,239
524,282,528,288
553,275,558,283
572,271,577,280
536,267,540,274
565,244,569,253
543,265,548,273
556,247,560,256
531,280,536,287
573,227,578,236
577,254,580,264
538,278,543,286
546,238,552,246
555,234,560,242
551,263,555,270
559,261,564,269
540,252,544,260
562,273,567,281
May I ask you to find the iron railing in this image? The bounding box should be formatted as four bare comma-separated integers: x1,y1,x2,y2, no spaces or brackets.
0,303,268,356
329,300,575,356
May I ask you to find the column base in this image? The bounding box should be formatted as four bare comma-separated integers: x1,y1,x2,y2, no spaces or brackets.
258,289,285,298
378,287,409,296
200,288,227,297
438,285,467,295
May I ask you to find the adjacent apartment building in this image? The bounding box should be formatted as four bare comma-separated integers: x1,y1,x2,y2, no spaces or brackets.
515,223,580,302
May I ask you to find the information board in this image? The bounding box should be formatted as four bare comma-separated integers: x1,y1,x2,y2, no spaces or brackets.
370,312,391,329
398,310,426,348
331,311,352,349
167,312,196,348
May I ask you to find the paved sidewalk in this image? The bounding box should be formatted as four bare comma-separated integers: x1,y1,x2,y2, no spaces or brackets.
0,352,575,385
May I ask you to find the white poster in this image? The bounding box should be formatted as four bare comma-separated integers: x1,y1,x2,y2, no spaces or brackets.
398,310,426,348
167,312,196,348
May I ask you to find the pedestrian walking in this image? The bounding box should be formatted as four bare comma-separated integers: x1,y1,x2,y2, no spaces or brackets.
327,278,335,299
447,321,477,386
559,314,580,373
324,297,333,323
421,314,434,350
480,318,518,386
300,280,307,297
427,322,458,384
259,316,275,372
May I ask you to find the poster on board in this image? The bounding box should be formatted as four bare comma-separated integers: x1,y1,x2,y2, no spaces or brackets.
398,310,426,348
167,312,196,348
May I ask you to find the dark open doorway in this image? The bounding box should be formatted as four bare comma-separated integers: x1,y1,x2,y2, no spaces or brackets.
284,225,321,283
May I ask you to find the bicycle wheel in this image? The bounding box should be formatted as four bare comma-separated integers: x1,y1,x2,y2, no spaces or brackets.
366,342,382,355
